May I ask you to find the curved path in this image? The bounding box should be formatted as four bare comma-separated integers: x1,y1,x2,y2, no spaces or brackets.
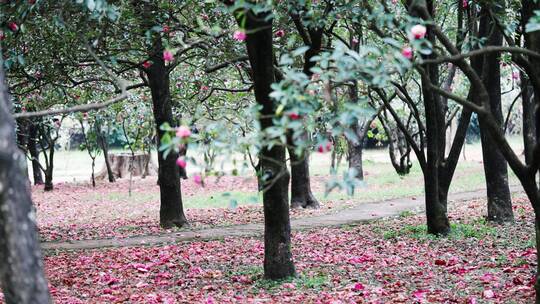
41,185,523,251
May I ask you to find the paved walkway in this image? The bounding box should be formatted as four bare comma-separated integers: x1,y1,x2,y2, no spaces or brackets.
41,185,523,251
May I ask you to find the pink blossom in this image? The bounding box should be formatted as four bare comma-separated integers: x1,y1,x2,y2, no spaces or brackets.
275,29,285,38
512,71,520,80
8,22,18,32
163,50,174,62
162,25,170,33
318,141,333,153
193,174,203,185
483,289,495,299
402,47,413,59
0,30,4,41
176,125,192,138
410,24,427,40
142,61,152,69
413,289,428,301
233,30,247,42
462,0,468,8
352,282,365,291
288,112,301,120
176,157,187,169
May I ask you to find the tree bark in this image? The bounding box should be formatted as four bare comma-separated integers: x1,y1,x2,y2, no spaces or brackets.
286,19,322,209
288,145,319,208
244,9,296,279
133,1,188,228
0,51,51,304
95,122,115,183
477,6,514,223
418,1,451,235
28,123,44,185
146,38,188,229
43,144,54,192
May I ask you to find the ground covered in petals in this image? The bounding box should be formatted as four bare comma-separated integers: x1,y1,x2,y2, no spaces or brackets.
34,176,357,242
42,196,535,303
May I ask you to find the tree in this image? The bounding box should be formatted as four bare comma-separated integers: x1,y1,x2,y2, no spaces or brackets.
0,50,51,304
236,5,296,280
475,3,514,223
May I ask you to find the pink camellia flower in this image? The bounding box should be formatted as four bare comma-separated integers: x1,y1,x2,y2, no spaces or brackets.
352,282,365,291
21,106,26,112
0,30,5,40
193,174,202,185
401,46,413,60
200,85,209,91
233,30,247,42
410,24,427,40
201,14,209,21
162,25,170,33
483,289,495,299
275,29,285,38
163,50,174,62
462,0,468,8
176,125,192,138
317,141,333,153
142,61,152,69
176,157,187,169
8,22,19,32
288,112,301,120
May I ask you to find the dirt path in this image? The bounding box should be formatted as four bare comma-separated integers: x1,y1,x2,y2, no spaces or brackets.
41,185,524,251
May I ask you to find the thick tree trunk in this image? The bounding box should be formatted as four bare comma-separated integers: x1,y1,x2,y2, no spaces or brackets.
244,10,296,279
348,142,363,180
0,53,51,304
146,39,187,229
347,82,366,180
477,7,513,223
28,123,43,185
419,1,450,235
133,1,187,228
97,153,156,180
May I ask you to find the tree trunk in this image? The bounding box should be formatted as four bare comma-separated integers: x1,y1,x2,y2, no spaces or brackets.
244,9,296,279
43,146,54,192
0,52,51,304
285,22,323,209
96,123,115,183
348,142,364,180
146,39,188,229
475,7,514,222
97,153,156,180
288,145,319,208
347,82,365,180
419,1,450,235
28,123,43,185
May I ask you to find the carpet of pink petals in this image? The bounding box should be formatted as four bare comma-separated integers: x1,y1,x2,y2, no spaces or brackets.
39,196,536,303
34,176,354,242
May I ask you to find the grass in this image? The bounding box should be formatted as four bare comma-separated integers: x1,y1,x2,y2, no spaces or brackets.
49,138,524,211
86,190,262,209
382,219,497,240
